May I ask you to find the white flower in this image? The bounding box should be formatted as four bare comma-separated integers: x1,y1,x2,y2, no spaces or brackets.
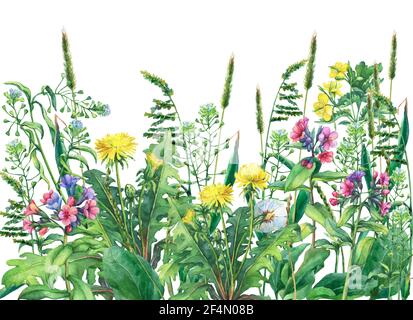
254,199,288,233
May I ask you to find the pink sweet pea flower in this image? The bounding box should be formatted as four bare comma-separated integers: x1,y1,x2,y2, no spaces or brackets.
40,190,53,204
379,172,390,187
382,189,390,196
318,127,338,151
379,201,391,216
39,227,49,237
67,196,76,207
23,219,34,233
341,179,354,197
24,200,40,216
318,151,334,164
58,204,78,226
329,198,339,206
83,200,100,220
290,117,309,142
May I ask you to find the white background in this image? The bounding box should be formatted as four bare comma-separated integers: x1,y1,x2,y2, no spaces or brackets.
1,0,412,299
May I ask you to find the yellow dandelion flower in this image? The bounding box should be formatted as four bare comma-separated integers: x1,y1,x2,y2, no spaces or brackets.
313,93,333,121
329,62,349,80
199,183,233,208
95,133,137,165
322,81,343,97
182,209,196,224
146,152,163,170
235,163,269,191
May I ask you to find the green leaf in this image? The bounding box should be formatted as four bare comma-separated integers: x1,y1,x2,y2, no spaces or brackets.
337,205,358,227
284,162,315,191
0,285,22,299
354,237,375,266
54,122,68,177
312,171,347,182
70,276,95,300
289,190,309,223
304,203,327,226
389,104,409,175
357,221,388,235
307,287,336,300
269,181,310,192
43,85,57,110
21,121,44,139
237,224,302,294
102,246,163,300
19,285,69,300
325,218,352,244
294,248,330,284
227,207,250,266
2,253,45,287
30,149,50,188
277,155,294,170
361,144,373,189
224,131,239,186
73,145,98,162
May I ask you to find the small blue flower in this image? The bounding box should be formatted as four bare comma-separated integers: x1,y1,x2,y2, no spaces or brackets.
348,171,365,183
81,187,96,202
102,104,111,116
60,174,80,196
70,119,84,130
300,129,314,152
42,191,62,211
8,88,22,100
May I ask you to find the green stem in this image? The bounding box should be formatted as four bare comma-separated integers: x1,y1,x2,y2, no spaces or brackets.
213,108,226,184
115,161,127,227
219,207,234,298
342,204,363,300
235,193,255,281
288,247,297,300
63,233,71,297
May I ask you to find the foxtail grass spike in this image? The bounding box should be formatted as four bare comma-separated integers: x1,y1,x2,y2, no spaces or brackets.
304,33,317,90
221,54,235,109
373,63,380,92
367,92,375,140
62,29,76,91
255,86,264,135
389,32,397,80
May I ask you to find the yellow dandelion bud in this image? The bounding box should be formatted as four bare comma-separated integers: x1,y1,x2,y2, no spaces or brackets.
182,209,196,224
235,163,269,191
95,133,137,166
146,152,163,170
199,183,233,208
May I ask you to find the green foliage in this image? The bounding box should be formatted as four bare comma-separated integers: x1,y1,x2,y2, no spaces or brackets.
102,246,163,300
141,71,178,140
269,60,306,122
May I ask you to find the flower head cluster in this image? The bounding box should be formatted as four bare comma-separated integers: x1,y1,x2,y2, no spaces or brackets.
329,170,365,206
22,174,100,235
329,170,391,217
200,183,233,208
313,62,349,122
290,118,338,167
235,163,269,191
95,133,137,167
371,171,391,216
